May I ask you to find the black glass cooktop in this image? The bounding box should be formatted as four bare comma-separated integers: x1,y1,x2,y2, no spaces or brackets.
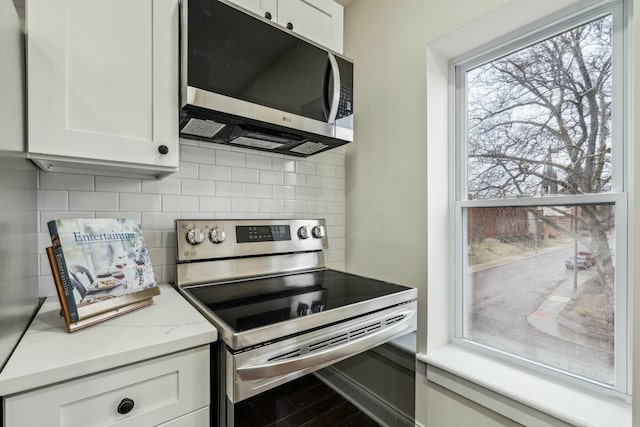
184,269,412,332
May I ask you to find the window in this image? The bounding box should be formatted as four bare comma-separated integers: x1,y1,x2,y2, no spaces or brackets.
453,1,628,395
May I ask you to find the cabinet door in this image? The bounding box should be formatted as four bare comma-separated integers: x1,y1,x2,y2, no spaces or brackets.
4,346,210,427
277,0,343,53
227,0,277,20
156,407,209,427
27,0,179,179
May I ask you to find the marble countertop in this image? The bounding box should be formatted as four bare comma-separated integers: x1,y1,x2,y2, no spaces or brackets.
0,283,217,396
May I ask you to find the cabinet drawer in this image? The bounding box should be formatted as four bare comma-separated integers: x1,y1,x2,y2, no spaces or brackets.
5,346,210,427
156,407,209,427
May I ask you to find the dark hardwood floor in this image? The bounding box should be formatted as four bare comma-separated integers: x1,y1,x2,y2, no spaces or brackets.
234,374,381,427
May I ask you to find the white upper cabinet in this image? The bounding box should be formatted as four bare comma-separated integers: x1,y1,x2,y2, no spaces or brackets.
26,0,179,179
228,0,344,53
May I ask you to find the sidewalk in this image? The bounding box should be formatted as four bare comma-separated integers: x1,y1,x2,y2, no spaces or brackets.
527,269,605,351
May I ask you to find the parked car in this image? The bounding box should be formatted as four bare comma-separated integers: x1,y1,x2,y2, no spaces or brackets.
565,256,591,269
578,251,594,264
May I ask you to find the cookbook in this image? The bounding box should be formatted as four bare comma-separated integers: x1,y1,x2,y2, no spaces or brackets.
47,218,160,332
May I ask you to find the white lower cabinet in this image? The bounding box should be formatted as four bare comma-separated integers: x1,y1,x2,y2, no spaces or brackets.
4,346,210,427
156,407,209,427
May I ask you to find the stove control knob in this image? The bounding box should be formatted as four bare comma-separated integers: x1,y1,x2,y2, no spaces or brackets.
312,225,325,239
297,302,310,316
186,228,205,245
209,227,227,244
297,226,310,239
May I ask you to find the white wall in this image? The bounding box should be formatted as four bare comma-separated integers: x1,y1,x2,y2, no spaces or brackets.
342,0,638,426
343,0,507,425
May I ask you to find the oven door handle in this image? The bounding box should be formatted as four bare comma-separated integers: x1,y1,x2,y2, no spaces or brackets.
235,309,416,381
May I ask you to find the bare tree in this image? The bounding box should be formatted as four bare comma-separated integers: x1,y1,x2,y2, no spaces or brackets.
467,15,614,289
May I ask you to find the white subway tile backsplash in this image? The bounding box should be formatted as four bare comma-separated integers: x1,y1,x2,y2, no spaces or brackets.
163,230,176,248
38,275,56,299
181,178,215,196
232,167,260,183
37,190,68,211
284,173,306,187
246,184,272,199
232,198,260,213
175,161,199,179
325,152,344,166
162,264,176,284
260,199,284,213
163,194,199,212
317,163,336,177
328,225,345,238
295,160,317,175
200,196,232,213
180,144,216,164
69,191,119,211
95,212,141,221
39,253,52,276
272,185,295,199
217,150,245,167
141,229,163,248
295,187,317,200
260,170,284,185
246,154,272,170
38,232,52,250
272,158,296,172
120,193,162,211
95,176,142,193
35,145,345,298
141,177,181,194
39,211,94,233
308,201,327,213
306,175,326,189
284,199,308,213
317,188,338,201
330,237,346,250
39,171,94,191
217,182,245,197
199,164,231,181
149,246,174,266
327,177,346,190
140,212,178,230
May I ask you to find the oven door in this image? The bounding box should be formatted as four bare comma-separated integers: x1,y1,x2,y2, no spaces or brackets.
216,301,416,426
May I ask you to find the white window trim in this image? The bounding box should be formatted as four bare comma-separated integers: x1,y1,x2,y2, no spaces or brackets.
453,0,629,395
418,346,631,427
420,0,634,425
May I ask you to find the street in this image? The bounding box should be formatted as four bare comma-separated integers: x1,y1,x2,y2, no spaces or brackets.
466,247,614,384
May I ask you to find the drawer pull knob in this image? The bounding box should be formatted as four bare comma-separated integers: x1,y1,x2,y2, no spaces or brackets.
117,398,135,414
158,144,169,155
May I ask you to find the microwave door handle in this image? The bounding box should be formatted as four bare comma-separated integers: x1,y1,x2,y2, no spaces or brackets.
324,53,341,124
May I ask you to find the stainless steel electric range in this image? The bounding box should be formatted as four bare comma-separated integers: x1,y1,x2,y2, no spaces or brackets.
174,218,417,426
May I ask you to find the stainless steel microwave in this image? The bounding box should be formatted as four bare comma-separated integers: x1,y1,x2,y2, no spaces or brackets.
179,0,354,157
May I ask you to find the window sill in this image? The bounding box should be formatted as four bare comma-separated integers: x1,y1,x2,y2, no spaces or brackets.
417,344,630,427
